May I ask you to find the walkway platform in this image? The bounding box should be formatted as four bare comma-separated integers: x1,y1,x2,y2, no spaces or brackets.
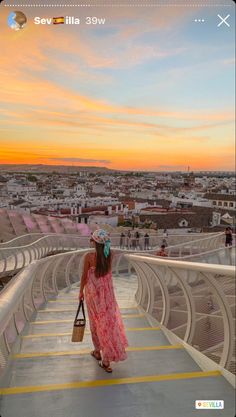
0,274,235,417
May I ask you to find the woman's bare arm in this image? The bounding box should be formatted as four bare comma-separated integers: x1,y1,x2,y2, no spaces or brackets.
79,253,91,299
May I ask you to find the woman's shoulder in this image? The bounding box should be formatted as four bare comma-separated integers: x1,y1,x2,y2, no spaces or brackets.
84,251,95,263
83,253,96,273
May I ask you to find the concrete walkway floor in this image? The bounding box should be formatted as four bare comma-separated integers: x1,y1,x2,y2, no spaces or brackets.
0,274,235,417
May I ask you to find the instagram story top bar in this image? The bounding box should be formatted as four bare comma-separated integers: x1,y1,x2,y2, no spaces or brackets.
1,0,235,7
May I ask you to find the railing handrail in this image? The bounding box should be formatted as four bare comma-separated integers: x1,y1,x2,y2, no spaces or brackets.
125,253,235,378
1,249,234,335
163,232,224,250
0,247,235,382
0,232,44,246
114,233,227,258
0,231,224,252
176,245,235,261
0,263,36,335
0,234,91,251
0,232,231,279
125,253,235,276
0,231,220,247
0,248,89,335
125,245,235,265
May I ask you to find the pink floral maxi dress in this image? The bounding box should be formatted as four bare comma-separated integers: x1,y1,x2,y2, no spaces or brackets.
85,266,128,363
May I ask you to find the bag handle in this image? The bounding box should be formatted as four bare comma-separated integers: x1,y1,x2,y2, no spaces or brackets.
75,300,86,322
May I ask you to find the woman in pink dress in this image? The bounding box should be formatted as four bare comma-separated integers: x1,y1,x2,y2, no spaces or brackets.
79,229,128,373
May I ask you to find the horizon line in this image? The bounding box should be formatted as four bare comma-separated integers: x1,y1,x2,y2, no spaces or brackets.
0,163,235,174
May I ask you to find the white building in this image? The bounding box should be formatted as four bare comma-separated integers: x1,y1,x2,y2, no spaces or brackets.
172,193,212,208
204,194,236,211
134,202,150,213
92,184,106,194
7,180,37,195
74,184,86,197
88,215,118,227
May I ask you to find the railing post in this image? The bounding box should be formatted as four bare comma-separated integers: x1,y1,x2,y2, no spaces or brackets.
168,267,196,344
129,260,144,306
38,261,51,302
129,261,150,311
200,272,235,369
135,262,155,315
144,263,171,326
65,253,77,287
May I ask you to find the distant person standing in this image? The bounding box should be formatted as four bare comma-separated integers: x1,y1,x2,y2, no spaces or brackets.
157,244,168,257
225,227,233,247
135,231,140,249
119,232,125,249
131,232,136,250
162,229,168,247
144,233,150,250
127,230,131,249
163,229,168,238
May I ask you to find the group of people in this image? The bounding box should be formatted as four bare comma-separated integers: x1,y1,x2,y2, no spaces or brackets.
119,230,150,250
119,229,169,251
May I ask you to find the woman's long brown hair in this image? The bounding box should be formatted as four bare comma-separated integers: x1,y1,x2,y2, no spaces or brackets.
94,241,112,278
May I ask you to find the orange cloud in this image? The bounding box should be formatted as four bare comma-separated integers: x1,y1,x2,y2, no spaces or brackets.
0,72,234,127
0,6,234,171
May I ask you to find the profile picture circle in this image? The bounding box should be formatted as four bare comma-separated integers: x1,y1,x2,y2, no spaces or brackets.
8,11,27,31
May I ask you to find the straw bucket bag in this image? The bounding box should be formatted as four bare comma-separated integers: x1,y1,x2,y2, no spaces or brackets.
71,300,86,342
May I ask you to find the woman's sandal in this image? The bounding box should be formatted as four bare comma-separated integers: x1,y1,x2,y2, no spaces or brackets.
99,361,113,373
91,351,102,361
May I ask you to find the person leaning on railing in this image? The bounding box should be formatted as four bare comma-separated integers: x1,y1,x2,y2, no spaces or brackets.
157,244,168,257
225,227,233,247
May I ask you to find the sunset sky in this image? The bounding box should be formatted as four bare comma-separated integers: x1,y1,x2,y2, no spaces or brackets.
0,1,235,171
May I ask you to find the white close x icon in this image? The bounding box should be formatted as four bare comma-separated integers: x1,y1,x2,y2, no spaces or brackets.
217,14,230,27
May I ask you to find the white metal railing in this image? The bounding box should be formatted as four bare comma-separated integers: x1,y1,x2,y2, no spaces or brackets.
139,234,235,263
125,253,235,376
110,233,232,275
138,232,226,257
0,248,123,374
0,248,235,380
131,246,235,266
0,233,45,248
178,246,235,266
0,235,91,278
0,232,226,278
165,233,226,256
0,231,217,249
